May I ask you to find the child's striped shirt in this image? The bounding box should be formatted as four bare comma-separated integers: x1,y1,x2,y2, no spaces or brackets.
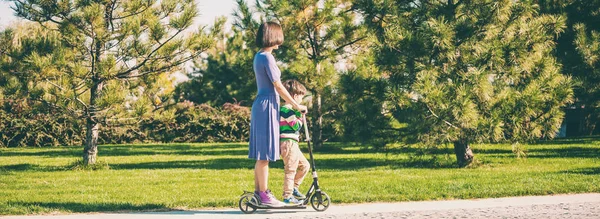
280,104,302,142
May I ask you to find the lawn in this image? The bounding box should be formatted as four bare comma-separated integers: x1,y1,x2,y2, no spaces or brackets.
0,138,599,215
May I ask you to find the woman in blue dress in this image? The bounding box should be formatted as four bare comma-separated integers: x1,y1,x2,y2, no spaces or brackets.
249,21,307,207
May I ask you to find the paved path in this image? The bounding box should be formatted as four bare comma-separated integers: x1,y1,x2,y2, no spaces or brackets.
4,193,600,219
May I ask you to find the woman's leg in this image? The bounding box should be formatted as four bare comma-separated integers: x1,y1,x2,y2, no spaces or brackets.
254,159,284,206
254,160,269,192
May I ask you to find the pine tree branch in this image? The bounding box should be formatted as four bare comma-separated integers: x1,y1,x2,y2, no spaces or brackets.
299,41,314,59
305,23,318,60
12,0,62,25
334,36,367,53
45,79,89,110
114,29,185,78
13,0,95,37
30,97,84,117
116,53,198,79
425,102,459,129
108,0,117,32
112,2,152,20
45,79,66,91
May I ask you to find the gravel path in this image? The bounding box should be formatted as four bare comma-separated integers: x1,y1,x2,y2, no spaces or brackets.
282,202,599,219
4,193,600,219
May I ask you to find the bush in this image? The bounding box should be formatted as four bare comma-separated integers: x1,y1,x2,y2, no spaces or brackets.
141,102,251,143
0,99,85,147
0,100,251,147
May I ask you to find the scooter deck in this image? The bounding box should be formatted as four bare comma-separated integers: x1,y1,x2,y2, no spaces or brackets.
247,203,307,209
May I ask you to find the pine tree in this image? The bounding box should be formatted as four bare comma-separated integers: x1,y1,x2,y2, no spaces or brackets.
536,0,600,135
355,0,573,167
0,23,89,147
6,0,212,164
337,48,391,147
176,1,260,107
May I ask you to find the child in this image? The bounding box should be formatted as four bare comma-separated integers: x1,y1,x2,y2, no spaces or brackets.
249,22,307,207
279,80,310,205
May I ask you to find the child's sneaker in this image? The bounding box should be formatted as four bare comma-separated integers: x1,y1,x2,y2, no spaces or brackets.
283,196,303,205
292,187,306,200
256,190,285,207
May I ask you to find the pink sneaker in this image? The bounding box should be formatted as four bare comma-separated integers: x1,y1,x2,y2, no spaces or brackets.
256,190,285,207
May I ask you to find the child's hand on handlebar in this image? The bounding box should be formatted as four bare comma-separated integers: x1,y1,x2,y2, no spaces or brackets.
296,105,308,114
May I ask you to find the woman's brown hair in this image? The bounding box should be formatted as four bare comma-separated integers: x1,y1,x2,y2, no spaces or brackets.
282,79,307,96
256,21,284,48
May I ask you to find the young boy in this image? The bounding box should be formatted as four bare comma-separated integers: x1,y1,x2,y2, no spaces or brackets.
279,79,310,205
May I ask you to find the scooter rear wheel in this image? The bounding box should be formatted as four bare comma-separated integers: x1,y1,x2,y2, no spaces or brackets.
239,193,258,214
310,191,331,212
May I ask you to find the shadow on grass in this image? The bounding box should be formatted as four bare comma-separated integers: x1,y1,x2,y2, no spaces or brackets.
0,163,66,172
527,147,600,158
561,167,600,175
2,139,598,158
0,144,249,157
5,201,169,214
318,143,518,156
111,158,256,170
109,156,457,170
0,149,81,157
0,155,456,172
532,137,599,145
1,139,598,172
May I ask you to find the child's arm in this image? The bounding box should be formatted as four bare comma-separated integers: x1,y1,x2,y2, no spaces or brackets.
274,82,307,113
280,107,302,131
293,110,303,131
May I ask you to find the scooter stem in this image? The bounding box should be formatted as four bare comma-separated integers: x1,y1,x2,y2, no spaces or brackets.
302,114,317,173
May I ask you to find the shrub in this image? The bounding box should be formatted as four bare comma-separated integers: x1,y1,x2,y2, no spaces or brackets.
0,100,251,147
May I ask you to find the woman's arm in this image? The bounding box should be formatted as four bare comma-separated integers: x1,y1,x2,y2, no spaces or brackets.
274,81,308,113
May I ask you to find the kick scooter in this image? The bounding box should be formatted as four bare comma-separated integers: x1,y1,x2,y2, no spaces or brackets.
238,114,331,214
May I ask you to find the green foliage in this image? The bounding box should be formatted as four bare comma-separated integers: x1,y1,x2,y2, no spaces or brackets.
0,99,85,147
175,15,258,106
259,0,366,89
336,49,393,147
536,0,600,135
69,159,110,171
337,71,390,147
3,0,597,153
355,0,573,149
139,102,251,143
251,0,369,147
0,99,251,147
3,0,213,162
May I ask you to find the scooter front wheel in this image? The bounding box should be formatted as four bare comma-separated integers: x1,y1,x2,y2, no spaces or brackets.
239,193,258,214
310,191,331,212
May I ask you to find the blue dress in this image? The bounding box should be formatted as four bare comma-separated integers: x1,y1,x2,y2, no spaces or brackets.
249,51,281,161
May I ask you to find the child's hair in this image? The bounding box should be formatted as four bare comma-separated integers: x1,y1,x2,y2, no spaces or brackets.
256,21,284,48
283,79,307,97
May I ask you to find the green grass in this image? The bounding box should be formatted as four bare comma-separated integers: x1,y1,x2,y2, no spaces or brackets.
0,138,599,215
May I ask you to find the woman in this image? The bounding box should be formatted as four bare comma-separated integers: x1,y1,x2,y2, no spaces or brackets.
248,21,308,207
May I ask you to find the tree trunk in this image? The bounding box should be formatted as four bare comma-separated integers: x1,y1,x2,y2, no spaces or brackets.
453,139,474,168
311,92,323,149
310,59,323,149
83,80,103,165
83,5,109,165
584,111,598,135
83,117,100,164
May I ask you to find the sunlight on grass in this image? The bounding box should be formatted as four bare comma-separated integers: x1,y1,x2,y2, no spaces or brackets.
0,139,599,215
